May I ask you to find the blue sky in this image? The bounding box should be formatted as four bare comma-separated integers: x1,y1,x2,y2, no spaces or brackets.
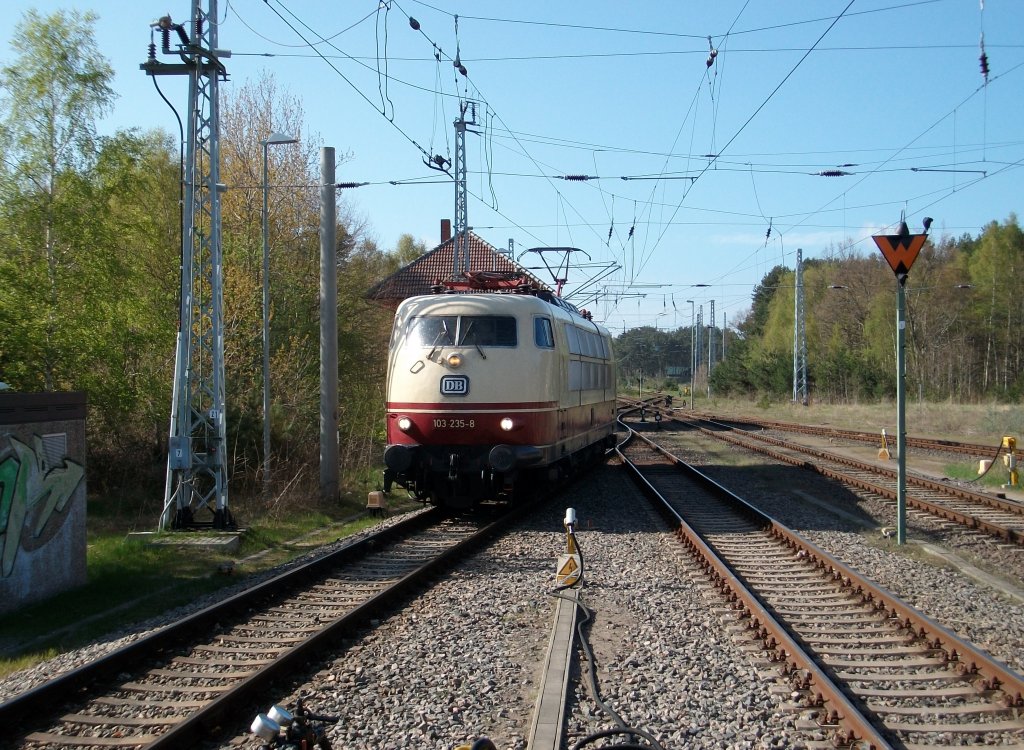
3,1,1022,333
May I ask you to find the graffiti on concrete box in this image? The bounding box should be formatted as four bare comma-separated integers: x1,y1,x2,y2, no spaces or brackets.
0,435,85,577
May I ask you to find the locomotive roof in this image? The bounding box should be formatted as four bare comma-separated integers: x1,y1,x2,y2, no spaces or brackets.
395,290,608,333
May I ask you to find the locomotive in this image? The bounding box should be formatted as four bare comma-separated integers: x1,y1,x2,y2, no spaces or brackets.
381,275,617,508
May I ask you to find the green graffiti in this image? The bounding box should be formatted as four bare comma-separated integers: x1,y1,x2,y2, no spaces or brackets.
0,436,85,578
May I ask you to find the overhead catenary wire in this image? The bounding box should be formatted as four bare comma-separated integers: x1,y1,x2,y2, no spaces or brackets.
261,0,442,170
244,1,1019,265
237,0,1021,330
633,0,858,281
407,0,943,42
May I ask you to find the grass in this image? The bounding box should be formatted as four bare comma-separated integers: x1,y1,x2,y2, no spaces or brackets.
637,388,1024,486
693,394,1024,445
5,394,1021,680
943,459,1016,490
0,481,421,680
691,395,1023,488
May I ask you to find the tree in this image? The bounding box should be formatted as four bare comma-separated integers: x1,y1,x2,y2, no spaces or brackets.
217,73,396,492
391,233,427,269
967,216,1024,396
740,265,787,338
0,9,115,390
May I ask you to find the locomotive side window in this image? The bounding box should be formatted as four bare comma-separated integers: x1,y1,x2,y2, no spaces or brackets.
569,361,612,390
534,317,555,348
566,322,613,392
457,316,517,347
566,326,581,354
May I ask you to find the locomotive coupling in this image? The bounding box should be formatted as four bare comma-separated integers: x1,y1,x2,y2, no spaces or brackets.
555,507,583,588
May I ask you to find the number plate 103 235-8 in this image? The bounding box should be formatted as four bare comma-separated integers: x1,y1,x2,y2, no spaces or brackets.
432,418,475,429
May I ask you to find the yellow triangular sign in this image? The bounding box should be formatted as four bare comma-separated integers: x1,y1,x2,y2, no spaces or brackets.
556,554,581,587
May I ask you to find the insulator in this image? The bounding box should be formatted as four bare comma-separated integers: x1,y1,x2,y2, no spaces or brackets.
979,52,989,78
408,16,420,31
161,26,170,52
563,174,590,181
195,17,202,40
458,64,467,76
706,55,714,68
148,41,156,61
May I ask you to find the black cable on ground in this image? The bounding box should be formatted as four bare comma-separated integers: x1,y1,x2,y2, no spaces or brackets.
965,440,1005,484
549,530,666,750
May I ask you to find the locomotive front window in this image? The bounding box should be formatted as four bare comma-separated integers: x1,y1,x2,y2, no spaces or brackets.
409,316,458,347
408,315,516,348
457,316,517,347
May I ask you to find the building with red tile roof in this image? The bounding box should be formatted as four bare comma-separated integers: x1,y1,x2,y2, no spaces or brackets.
367,224,550,303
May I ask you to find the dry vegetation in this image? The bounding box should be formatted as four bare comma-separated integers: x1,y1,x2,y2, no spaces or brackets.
694,396,1024,447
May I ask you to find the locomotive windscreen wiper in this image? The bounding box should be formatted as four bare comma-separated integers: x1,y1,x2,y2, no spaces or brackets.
426,320,454,359
461,321,487,360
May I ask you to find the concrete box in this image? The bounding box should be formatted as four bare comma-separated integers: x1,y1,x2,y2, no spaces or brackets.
0,392,87,614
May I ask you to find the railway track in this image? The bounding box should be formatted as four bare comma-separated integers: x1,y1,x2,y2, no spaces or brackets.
618,396,1024,548
692,411,1006,459
617,422,1024,749
0,506,533,749
682,415,1024,547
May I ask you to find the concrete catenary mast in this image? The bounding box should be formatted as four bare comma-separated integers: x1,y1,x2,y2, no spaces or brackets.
144,2,232,530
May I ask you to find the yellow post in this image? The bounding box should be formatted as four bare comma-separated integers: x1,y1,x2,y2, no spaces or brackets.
1002,436,1018,488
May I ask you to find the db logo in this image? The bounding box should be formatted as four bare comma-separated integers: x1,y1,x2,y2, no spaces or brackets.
440,375,469,396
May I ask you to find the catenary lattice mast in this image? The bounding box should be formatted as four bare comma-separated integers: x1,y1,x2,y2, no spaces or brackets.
452,100,476,277
792,248,808,406
145,1,232,530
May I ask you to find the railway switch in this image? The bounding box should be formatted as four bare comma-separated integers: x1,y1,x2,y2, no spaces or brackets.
555,507,583,588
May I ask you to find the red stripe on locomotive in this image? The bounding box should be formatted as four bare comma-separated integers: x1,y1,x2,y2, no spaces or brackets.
386,408,559,446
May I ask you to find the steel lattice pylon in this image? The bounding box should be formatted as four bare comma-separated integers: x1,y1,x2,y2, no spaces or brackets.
452,101,477,277
156,1,232,530
793,248,808,406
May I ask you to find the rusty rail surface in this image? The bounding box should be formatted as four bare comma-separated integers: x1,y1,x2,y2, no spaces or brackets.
1,505,537,749
617,422,1024,749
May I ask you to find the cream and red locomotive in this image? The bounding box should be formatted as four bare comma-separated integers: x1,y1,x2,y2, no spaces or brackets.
382,276,616,507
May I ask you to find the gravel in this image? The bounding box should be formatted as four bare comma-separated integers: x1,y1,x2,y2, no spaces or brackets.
215,464,804,749
4,437,1023,750
662,430,1024,675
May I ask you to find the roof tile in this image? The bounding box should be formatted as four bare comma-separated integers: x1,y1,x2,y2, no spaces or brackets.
367,232,550,300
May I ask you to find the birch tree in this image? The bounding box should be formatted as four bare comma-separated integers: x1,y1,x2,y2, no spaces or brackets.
0,9,115,390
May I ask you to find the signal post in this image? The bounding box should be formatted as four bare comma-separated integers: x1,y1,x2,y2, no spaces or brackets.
873,219,930,545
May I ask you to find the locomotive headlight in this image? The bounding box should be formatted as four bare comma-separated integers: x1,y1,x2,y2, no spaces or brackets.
397,416,413,432
446,352,463,368
500,417,515,431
